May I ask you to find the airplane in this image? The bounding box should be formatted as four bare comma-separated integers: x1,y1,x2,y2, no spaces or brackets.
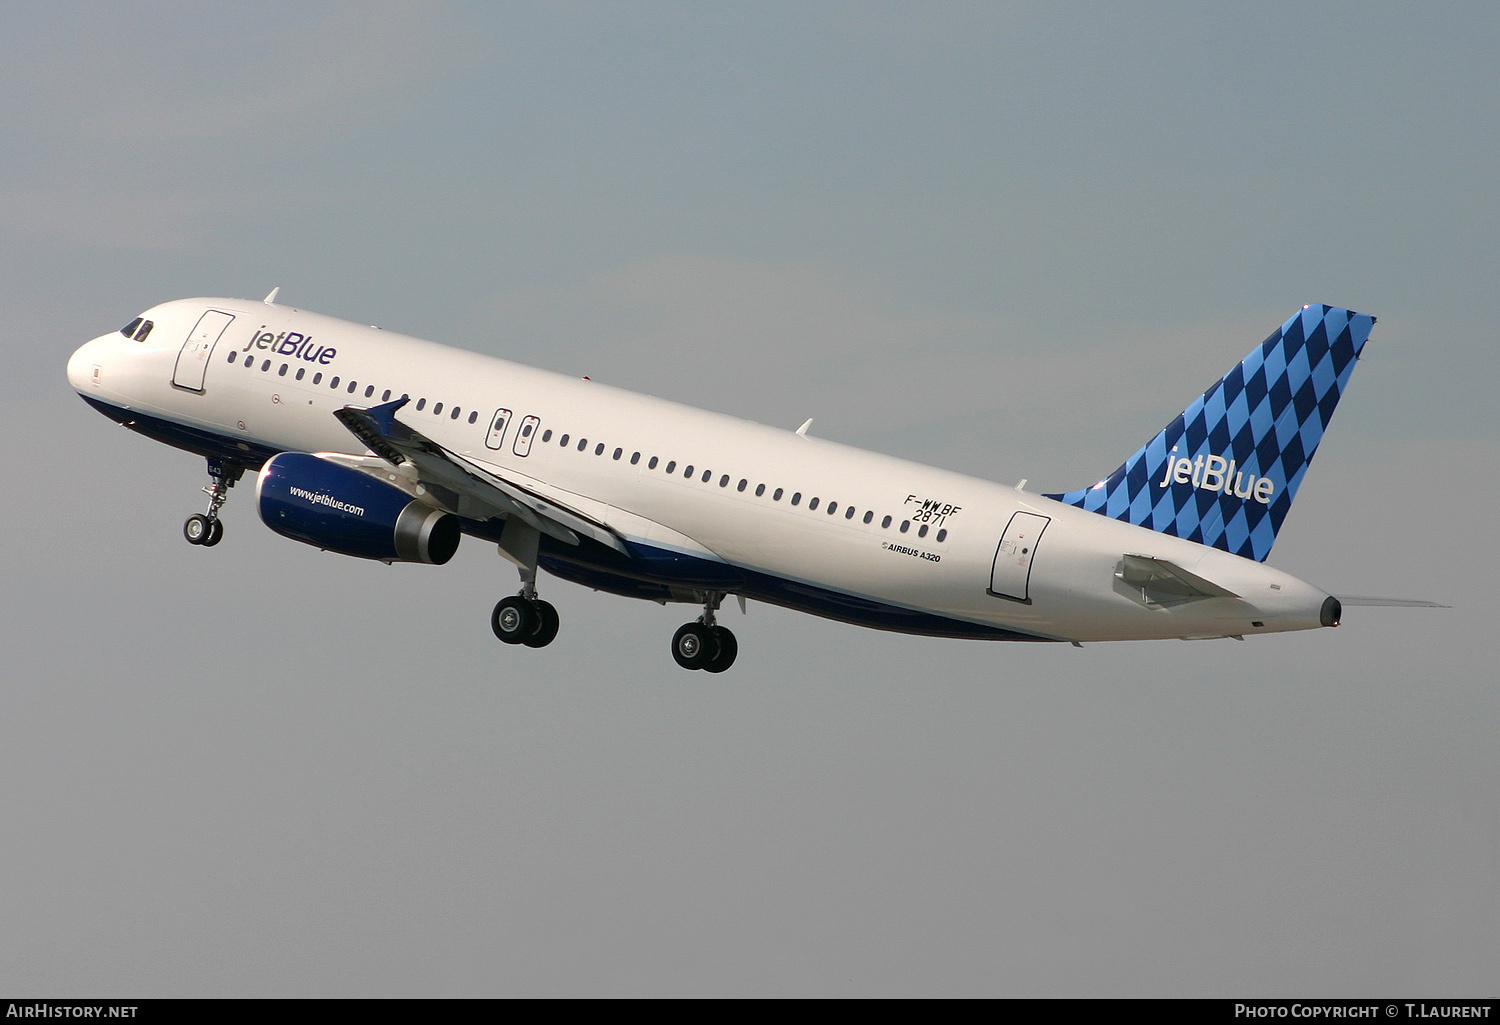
65,293,1440,672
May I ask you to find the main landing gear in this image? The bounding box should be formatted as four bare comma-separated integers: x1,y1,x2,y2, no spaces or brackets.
490,518,559,649
672,591,738,673
184,459,242,548
491,593,560,648
487,518,740,670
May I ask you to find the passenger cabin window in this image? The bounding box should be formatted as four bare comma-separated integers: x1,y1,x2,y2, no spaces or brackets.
296,368,305,381
774,488,783,501
809,498,819,510
701,470,711,482
665,461,676,473
383,390,392,401
613,448,622,460
862,510,873,524
433,402,443,415
630,452,640,465
882,515,892,528
791,492,801,505
415,398,426,410
313,372,322,384
684,465,694,478
367,386,376,398
755,484,765,497
278,364,288,376
330,376,340,388
595,443,604,456
936,529,947,542
559,434,569,446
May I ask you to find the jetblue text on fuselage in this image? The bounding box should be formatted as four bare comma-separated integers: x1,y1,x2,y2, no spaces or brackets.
1158,446,1275,503
244,328,336,365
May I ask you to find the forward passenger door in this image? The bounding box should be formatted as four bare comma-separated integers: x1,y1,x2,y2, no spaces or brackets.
173,310,235,392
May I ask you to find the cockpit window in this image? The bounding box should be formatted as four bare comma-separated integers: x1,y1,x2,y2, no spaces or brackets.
120,317,142,338
132,320,153,342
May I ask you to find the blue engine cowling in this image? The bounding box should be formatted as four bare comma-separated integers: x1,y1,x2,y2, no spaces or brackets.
256,452,461,564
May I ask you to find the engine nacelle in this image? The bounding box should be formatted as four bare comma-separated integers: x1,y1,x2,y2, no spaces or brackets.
256,452,461,564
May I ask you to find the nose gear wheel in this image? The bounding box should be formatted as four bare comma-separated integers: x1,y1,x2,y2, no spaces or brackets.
184,514,212,545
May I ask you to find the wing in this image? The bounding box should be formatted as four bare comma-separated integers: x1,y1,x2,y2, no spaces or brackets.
333,398,629,555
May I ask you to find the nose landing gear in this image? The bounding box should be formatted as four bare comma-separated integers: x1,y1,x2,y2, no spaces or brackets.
672,592,738,673
184,459,241,547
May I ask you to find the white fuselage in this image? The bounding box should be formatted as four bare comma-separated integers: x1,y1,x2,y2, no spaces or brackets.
67,297,1335,643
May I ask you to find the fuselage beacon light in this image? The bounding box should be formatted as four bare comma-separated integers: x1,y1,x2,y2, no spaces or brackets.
68,298,1385,672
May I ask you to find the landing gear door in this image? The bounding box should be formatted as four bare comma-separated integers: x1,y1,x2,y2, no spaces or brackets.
988,512,1050,604
513,415,540,457
173,310,234,392
484,409,512,450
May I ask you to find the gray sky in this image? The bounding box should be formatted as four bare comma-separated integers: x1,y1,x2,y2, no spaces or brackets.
2,1,1495,996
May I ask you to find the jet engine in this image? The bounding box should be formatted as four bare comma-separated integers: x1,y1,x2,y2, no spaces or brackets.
256,452,460,564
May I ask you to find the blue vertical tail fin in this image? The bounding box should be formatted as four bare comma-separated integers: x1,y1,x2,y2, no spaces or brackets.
1044,304,1375,562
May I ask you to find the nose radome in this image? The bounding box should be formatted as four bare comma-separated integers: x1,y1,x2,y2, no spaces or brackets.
66,334,114,391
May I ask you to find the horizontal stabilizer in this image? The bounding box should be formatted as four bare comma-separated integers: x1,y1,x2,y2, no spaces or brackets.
1335,595,1449,608
1117,553,1239,608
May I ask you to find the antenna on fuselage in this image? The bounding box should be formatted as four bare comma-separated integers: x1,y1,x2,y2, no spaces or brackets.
795,418,813,436
263,286,280,305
